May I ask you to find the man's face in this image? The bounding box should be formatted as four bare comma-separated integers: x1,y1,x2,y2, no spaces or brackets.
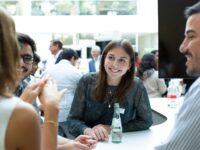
20,44,33,80
31,62,38,75
49,43,59,55
91,50,100,60
179,13,200,76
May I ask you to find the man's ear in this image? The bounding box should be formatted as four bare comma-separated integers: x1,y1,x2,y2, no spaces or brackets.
69,56,75,65
70,56,75,61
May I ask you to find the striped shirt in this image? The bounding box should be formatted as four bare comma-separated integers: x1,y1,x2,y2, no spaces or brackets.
155,77,200,150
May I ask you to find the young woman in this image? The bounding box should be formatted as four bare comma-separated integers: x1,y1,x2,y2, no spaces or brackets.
67,40,153,141
0,8,65,150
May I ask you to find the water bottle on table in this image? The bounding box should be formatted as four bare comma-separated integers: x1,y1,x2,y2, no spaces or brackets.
111,103,122,143
167,80,181,108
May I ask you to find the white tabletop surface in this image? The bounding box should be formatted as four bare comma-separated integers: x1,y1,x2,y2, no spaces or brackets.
95,97,184,150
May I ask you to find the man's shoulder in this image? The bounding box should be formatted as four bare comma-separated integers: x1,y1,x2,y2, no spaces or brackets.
188,77,200,89
185,77,200,97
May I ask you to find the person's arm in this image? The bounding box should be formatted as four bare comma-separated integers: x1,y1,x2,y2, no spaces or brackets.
156,71,167,96
20,78,47,103
122,79,153,132
57,135,70,145
157,78,167,95
57,135,97,150
7,101,41,150
39,79,66,150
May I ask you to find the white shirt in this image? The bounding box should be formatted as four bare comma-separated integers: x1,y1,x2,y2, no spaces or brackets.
45,50,63,71
0,96,20,150
143,70,167,98
94,58,100,72
45,60,82,122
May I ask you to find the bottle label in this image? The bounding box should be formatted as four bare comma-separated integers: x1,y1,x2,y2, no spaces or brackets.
112,103,122,143
119,108,125,114
167,95,177,98
167,95,178,108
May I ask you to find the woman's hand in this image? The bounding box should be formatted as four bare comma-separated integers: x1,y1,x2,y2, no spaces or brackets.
75,135,97,149
38,78,66,121
57,135,96,150
84,124,111,141
58,141,93,150
20,78,47,103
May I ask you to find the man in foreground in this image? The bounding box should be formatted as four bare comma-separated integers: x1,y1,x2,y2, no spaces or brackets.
155,2,200,150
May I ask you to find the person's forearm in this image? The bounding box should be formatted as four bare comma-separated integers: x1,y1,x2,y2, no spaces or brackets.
42,108,59,150
57,135,71,145
42,121,58,150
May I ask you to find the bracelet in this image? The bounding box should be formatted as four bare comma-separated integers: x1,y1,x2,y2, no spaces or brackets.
43,120,58,127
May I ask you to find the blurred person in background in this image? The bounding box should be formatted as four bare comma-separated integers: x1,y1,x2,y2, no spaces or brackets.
41,40,63,73
137,53,167,98
88,45,101,72
44,48,82,138
134,51,141,73
151,50,159,70
31,53,41,76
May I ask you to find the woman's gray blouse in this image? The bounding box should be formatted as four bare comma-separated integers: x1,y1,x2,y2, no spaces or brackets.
67,73,153,137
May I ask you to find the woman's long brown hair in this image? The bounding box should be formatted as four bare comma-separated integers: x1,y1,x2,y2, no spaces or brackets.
0,8,20,97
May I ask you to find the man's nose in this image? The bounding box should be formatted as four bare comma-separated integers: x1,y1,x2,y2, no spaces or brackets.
179,40,187,53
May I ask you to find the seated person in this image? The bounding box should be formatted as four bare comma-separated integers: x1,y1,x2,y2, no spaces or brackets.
45,48,82,137
137,53,167,98
67,40,153,141
0,8,64,150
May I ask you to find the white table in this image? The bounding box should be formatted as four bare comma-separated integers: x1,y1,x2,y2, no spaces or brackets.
95,97,184,150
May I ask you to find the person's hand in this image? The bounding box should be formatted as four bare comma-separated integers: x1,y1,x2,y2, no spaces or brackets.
20,78,47,103
58,140,94,150
38,78,66,121
75,135,97,149
84,124,111,141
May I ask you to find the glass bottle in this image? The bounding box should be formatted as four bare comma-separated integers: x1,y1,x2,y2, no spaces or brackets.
167,80,179,108
111,103,122,143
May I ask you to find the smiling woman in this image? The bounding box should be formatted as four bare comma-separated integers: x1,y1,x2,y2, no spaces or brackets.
67,39,153,141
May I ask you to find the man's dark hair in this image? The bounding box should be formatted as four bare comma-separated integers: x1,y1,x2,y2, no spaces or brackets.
17,33,36,55
55,48,79,64
33,53,41,64
185,2,200,18
51,40,63,50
